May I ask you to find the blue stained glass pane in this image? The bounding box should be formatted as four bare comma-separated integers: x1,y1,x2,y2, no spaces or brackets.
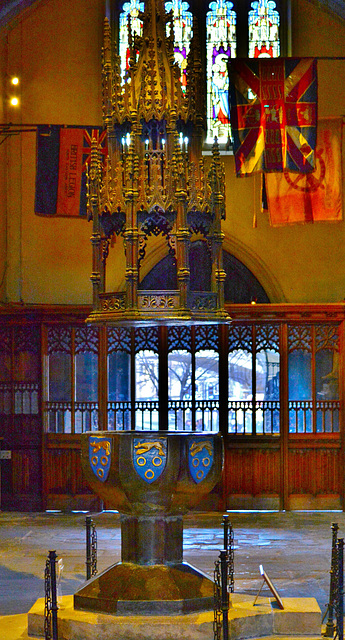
249,0,280,59
206,1,236,144
288,351,312,401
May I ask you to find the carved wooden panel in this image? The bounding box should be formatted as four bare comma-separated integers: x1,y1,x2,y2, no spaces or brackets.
167,326,192,352
12,415,41,446
288,325,312,352
256,324,279,352
1,449,42,511
12,450,31,494
288,447,340,495
47,326,72,354
14,326,40,355
0,326,11,352
75,326,99,354
0,325,43,510
228,324,252,352
225,447,280,496
315,324,339,352
195,325,218,351
138,292,180,310
135,326,159,353
44,439,94,496
108,327,131,353
74,451,94,494
45,449,74,494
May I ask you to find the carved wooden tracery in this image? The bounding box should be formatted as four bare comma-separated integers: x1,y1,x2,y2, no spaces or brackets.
108,327,132,353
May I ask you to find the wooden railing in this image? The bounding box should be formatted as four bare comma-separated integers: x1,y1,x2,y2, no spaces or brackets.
44,399,340,435
0,382,39,415
44,401,98,433
289,400,340,434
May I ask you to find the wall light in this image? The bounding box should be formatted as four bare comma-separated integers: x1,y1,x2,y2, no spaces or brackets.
11,76,19,86
10,97,19,107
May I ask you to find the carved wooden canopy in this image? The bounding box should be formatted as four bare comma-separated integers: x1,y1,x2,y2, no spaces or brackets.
86,0,229,326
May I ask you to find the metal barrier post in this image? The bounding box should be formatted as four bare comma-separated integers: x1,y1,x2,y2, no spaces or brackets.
220,549,229,640
324,522,339,637
86,516,92,580
223,513,235,594
336,538,344,640
214,516,234,640
86,515,97,580
44,550,58,640
214,556,222,640
223,514,230,551
91,517,97,577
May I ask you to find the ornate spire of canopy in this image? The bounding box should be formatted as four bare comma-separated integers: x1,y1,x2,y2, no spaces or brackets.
127,0,188,123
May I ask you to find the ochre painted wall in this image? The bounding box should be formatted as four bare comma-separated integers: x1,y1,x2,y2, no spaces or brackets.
0,34,6,303
1,0,104,305
1,0,345,305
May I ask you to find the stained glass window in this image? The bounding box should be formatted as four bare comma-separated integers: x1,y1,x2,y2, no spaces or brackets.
248,0,280,59
206,1,236,144
119,0,144,82
165,1,193,92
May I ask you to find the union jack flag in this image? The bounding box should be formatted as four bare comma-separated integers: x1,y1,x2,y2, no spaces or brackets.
229,58,318,176
82,127,108,171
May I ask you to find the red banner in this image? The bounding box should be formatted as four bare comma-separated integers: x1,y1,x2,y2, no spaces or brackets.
56,128,85,217
266,118,343,225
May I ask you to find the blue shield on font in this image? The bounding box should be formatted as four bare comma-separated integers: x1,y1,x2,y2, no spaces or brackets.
188,438,214,483
133,437,167,484
89,436,111,482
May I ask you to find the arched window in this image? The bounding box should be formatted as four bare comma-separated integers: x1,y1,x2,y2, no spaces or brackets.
248,0,280,58
165,1,193,92
206,1,236,144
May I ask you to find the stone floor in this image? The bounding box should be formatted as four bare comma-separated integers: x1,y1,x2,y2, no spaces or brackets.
0,509,344,637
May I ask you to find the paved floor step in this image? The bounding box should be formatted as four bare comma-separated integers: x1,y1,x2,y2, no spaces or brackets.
24,593,322,640
0,612,324,640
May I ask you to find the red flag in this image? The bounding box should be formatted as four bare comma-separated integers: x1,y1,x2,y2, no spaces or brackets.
266,118,343,225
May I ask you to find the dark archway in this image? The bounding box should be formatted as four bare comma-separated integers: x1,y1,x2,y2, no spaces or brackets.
139,242,270,303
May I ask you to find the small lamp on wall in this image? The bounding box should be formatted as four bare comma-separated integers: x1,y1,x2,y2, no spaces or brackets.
9,76,20,107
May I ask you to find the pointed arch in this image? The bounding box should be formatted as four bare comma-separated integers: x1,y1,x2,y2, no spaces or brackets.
137,240,279,303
